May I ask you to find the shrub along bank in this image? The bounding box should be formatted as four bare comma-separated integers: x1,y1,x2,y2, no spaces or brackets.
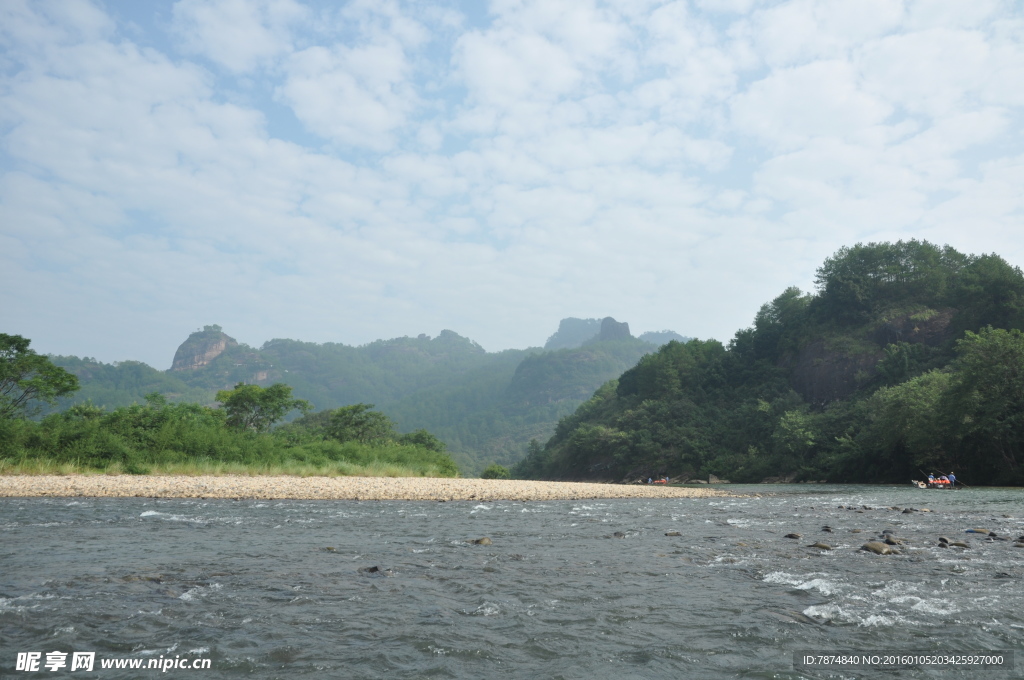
0,374,459,477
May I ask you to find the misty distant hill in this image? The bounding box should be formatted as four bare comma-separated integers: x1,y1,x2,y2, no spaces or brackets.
49,318,690,474
638,330,692,345
546,317,690,349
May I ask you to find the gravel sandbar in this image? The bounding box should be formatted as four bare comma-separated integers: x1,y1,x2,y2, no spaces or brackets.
0,475,728,501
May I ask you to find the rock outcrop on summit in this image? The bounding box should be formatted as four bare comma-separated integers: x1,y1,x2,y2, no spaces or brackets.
170,325,238,371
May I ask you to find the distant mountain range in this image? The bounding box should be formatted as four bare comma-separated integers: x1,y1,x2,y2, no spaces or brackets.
48,318,692,474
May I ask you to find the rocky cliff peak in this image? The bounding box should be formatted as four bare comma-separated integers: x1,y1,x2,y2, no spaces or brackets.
595,317,632,342
170,325,238,371
544,318,603,349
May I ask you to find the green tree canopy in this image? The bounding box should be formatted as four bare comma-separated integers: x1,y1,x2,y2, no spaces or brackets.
942,327,1024,479
397,428,447,452
327,403,396,444
215,382,311,432
0,334,79,419
480,463,511,479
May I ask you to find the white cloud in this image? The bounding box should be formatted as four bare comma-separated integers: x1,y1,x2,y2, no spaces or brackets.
279,40,416,149
744,0,903,67
172,0,307,73
273,2,431,149
732,60,892,150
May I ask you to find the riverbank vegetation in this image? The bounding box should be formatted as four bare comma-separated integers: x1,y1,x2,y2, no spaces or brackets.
0,350,459,477
516,241,1024,486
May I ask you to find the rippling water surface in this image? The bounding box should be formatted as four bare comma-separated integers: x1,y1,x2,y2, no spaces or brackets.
3,485,1023,678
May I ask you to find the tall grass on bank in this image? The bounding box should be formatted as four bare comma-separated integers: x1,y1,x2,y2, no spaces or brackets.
0,403,460,477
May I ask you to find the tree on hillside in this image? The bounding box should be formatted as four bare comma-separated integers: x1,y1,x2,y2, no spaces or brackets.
216,382,311,432
0,334,79,419
942,327,1024,480
813,240,965,322
397,428,447,452
327,403,396,444
951,255,1024,333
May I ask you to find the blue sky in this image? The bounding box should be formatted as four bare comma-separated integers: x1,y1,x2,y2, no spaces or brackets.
2,0,1023,368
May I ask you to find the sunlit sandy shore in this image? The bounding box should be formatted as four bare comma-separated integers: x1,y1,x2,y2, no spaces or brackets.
0,475,729,501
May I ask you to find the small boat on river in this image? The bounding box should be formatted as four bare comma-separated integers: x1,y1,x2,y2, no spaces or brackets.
911,479,956,489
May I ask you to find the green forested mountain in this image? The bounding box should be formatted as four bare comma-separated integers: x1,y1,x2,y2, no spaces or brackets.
43,356,211,409
516,241,1024,486
47,319,679,474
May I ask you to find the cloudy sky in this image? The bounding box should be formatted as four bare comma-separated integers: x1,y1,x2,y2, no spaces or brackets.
2,0,1022,368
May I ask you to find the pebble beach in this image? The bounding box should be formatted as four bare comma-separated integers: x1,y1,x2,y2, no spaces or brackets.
0,475,728,501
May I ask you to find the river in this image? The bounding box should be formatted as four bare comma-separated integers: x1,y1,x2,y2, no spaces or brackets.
2,484,1022,678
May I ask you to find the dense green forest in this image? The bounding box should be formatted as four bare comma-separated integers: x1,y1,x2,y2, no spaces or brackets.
0,343,459,477
41,318,682,474
515,241,1024,486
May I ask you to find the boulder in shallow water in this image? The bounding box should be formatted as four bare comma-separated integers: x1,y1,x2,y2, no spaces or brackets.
949,541,970,548
807,542,833,550
470,537,492,545
784,533,802,539
861,542,894,555
665,531,681,536
358,565,394,577
966,528,991,535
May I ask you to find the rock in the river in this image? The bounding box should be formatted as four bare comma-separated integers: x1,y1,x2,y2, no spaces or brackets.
949,541,970,548
861,542,894,555
665,531,681,536
784,533,802,539
808,542,833,550
359,565,394,577
938,536,949,544
966,528,992,535
822,526,834,533
470,537,493,545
